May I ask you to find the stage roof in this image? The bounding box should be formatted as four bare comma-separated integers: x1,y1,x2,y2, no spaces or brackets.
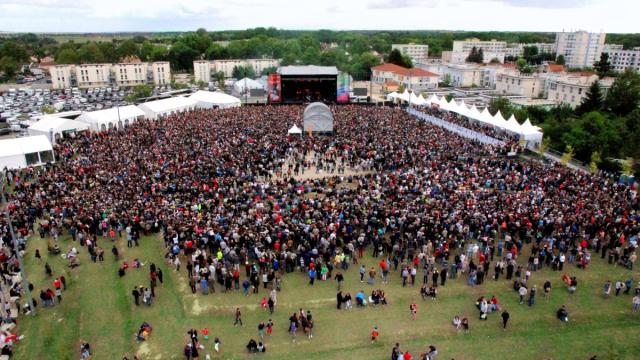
278,65,339,76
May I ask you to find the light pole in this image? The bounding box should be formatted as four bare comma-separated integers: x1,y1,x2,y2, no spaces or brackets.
1,174,36,316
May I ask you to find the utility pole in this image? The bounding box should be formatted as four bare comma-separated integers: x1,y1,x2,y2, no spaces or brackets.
1,174,35,316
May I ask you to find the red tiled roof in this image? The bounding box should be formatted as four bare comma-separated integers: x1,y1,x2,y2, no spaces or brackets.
548,64,565,73
372,63,438,77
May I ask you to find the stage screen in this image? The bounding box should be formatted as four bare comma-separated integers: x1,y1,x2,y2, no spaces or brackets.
336,73,349,103
268,73,281,103
281,77,337,103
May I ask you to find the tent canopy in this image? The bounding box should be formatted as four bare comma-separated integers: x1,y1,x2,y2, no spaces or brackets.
303,102,334,133
189,91,241,109
28,116,89,141
137,96,198,120
288,124,302,135
76,105,144,131
232,78,264,93
0,135,54,169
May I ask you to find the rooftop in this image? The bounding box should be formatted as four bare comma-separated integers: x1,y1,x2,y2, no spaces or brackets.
371,63,438,77
278,65,339,76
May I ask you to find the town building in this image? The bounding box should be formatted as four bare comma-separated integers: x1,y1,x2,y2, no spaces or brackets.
151,62,171,86
371,63,439,91
391,44,429,64
75,64,111,88
113,62,148,87
50,65,73,89
495,72,547,98
554,31,606,68
48,62,172,89
547,73,613,108
451,38,507,63
193,60,212,83
603,45,640,72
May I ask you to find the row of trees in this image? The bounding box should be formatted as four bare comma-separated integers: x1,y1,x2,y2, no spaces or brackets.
489,69,640,175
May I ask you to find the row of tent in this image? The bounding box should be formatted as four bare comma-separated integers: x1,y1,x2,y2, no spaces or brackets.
28,91,242,139
387,90,543,143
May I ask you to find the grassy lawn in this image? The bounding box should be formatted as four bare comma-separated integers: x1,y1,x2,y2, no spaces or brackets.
13,232,640,360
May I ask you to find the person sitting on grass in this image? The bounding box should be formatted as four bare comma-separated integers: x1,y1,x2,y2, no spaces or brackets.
452,315,461,330
246,339,258,353
557,305,569,322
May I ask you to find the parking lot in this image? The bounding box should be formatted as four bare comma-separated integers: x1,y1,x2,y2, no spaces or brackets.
0,85,178,135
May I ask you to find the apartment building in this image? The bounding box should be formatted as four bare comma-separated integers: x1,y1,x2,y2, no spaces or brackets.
193,60,212,83
451,38,507,64
49,62,172,88
391,43,429,64
496,73,547,98
603,45,640,72
113,62,148,87
371,63,439,91
50,65,73,89
555,31,606,68
504,43,556,58
75,64,111,88
547,74,613,108
152,62,170,85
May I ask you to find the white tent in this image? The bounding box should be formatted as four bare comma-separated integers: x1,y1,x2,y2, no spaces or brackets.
521,118,544,140
76,105,145,132
27,116,89,143
479,108,494,125
189,91,241,109
303,102,334,133
287,124,303,135
232,78,264,95
400,89,411,102
492,110,509,129
137,96,198,120
386,92,399,101
467,105,482,121
426,94,439,106
415,94,427,106
409,91,420,105
505,114,524,135
0,135,54,169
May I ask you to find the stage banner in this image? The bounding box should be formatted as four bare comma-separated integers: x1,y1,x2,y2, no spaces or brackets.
337,72,350,103
268,73,281,103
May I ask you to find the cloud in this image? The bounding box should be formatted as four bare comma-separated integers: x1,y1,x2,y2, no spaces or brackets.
368,0,439,9
497,0,596,8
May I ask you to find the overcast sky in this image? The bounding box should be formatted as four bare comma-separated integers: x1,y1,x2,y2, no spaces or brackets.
0,0,637,33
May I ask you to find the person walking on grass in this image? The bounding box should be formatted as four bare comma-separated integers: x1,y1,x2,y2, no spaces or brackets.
528,285,537,307
632,294,640,313
409,302,417,320
360,265,366,283
234,307,243,326
334,272,344,291
501,309,510,330
132,287,140,306
370,326,379,344
543,280,551,299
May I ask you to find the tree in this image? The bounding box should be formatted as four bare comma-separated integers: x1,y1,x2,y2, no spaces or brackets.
516,58,527,71
589,151,601,173
117,39,139,60
78,43,105,63
261,66,277,76
621,157,635,177
0,57,19,77
168,41,198,71
232,65,255,79
125,85,152,102
593,52,612,77
215,71,225,89
0,41,29,63
441,74,452,87
41,105,56,114
466,46,483,63
556,55,566,65
488,97,513,118
605,68,640,116
388,49,409,68
538,137,550,157
523,46,539,61
561,145,574,165
576,81,604,114
349,52,381,80
55,48,80,64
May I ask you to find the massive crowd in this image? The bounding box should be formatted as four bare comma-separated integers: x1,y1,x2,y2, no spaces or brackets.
0,104,638,359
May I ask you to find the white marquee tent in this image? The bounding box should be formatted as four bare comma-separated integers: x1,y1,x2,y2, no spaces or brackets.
287,124,302,135
0,135,54,170
76,105,145,131
137,96,198,120
27,116,90,143
232,78,264,95
189,91,241,109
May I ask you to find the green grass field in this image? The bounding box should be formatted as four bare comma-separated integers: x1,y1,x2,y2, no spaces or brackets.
13,232,640,360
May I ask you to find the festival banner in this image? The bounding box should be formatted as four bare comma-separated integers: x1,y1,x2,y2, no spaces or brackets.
336,72,350,103
268,73,281,103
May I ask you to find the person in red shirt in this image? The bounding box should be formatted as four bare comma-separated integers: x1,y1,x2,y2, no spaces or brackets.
370,326,379,344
